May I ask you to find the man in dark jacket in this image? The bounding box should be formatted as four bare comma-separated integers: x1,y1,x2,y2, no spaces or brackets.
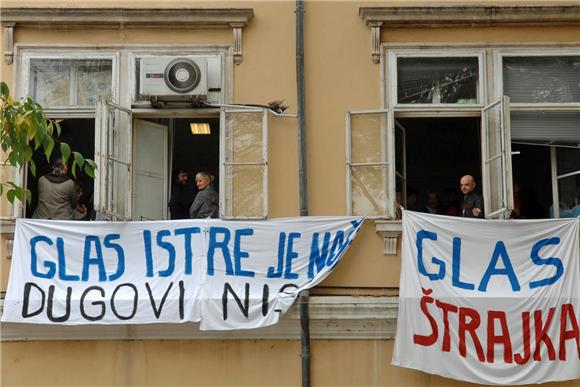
460,175,483,218
33,160,77,220
169,168,195,219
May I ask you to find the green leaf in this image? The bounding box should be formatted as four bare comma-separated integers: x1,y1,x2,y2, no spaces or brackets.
85,159,97,170
60,142,71,163
8,151,18,167
23,146,33,162
45,137,55,162
29,159,37,177
55,120,62,136
84,163,95,178
71,159,77,179
0,81,9,97
73,151,85,168
6,189,16,203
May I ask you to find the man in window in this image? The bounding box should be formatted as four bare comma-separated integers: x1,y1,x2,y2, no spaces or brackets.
169,168,195,220
32,160,77,220
460,175,483,218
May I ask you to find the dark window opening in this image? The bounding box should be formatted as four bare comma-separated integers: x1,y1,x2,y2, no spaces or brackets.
396,117,481,216
511,144,551,219
26,118,95,218
135,117,220,220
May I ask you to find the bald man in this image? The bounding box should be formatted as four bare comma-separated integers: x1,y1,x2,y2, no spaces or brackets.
460,175,483,218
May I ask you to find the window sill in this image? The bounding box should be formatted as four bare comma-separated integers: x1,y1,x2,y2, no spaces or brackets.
374,220,402,256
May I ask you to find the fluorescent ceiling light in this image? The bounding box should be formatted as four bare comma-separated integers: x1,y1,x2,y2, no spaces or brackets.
190,123,211,135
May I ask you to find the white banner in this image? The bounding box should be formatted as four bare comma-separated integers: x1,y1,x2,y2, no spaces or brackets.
392,211,580,385
2,217,363,330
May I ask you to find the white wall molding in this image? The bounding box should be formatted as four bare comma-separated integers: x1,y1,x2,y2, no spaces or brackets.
0,8,254,65
0,296,399,341
360,5,580,64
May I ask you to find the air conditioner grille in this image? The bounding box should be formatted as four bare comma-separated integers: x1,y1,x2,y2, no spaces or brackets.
164,58,201,93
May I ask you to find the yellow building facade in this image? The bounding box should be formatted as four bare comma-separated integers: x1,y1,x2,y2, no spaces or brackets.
1,1,579,386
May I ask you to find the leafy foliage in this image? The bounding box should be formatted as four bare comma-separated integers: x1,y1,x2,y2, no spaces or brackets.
0,81,96,204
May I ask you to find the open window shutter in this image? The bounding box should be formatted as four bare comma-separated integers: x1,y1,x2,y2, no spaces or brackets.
94,99,132,220
220,108,268,219
481,96,514,219
132,119,168,221
346,110,392,218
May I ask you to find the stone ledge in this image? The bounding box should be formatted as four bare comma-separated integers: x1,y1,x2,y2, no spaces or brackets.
0,8,254,29
360,5,580,28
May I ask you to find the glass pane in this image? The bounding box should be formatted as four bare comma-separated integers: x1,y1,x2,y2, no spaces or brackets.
224,111,263,163
133,120,166,221
29,60,72,106
223,165,264,218
350,113,386,164
29,59,112,108
557,147,580,177
397,57,478,104
77,62,113,106
511,112,580,144
133,173,164,221
351,165,387,216
487,157,504,216
503,56,580,103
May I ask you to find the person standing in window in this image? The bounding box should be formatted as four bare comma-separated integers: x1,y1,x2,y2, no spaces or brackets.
189,171,218,219
169,168,195,220
459,175,483,218
33,159,77,220
424,190,441,214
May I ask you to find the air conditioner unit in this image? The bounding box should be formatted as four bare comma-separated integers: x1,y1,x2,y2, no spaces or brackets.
140,57,208,101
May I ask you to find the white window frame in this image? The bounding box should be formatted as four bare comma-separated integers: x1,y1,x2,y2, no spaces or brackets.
19,50,119,112
481,96,514,219
493,48,580,111
10,48,120,219
11,45,240,221
495,48,580,218
345,109,393,218
358,48,488,219
94,99,133,221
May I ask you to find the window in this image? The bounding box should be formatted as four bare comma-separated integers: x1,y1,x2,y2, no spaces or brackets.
94,103,269,221
17,48,268,221
22,54,117,109
397,57,480,105
16,52,118,219
348,48,579,220
347,49,495,219
500,52,580,218
502,56,580,103
346,110,390,217
221,109,269,219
